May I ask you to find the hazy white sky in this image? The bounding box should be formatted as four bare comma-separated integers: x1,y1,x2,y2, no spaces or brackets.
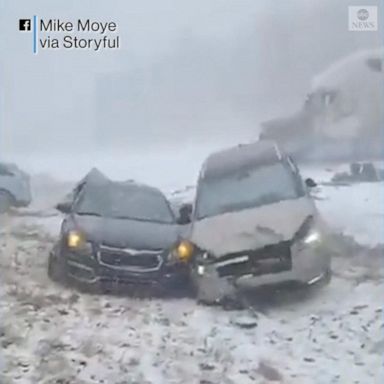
0,0,382,180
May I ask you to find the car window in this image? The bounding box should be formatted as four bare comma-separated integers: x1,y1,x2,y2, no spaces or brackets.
73,183,176,224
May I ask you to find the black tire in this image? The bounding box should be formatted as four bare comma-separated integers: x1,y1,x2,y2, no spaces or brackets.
320,267,332,286
193,281,241,308
304,267,332,297
193,283,218,306
47,251,68,285
0,191,12,214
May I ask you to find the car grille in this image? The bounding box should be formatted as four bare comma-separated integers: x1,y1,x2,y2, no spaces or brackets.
216,241,292,278
98,246,163,271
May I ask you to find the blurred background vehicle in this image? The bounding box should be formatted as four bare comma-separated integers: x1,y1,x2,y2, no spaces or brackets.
0,162,31,213
260,48,383,162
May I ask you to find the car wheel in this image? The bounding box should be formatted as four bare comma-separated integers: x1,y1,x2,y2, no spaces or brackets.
313,267,332,287
304,267,332,296
197,293,245,309
47,251,68,285
0,191,12,214
193,281,219,305
194,282,240,307
321,267,332,286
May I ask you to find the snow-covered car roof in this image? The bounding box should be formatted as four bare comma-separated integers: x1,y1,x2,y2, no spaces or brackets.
82,178,170,198
202,140,282,179
57,169,174,217
0,162,29,179
76,167,109,187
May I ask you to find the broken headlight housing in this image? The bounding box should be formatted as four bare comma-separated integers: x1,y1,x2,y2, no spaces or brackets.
194,250,215,264
293,216,321,245
293,216,322,246
194,251,215,276
303,230,321,245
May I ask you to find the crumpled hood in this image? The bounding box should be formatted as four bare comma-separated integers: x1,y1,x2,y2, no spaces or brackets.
70,215,181,250
190,197,316,257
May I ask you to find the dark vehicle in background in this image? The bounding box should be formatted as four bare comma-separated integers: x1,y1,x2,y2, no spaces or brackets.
0,162,32,213
330,162,384,185
181,140,331,304
48,177,191,293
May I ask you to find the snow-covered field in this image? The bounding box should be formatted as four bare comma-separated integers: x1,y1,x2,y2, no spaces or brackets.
0,168,383,383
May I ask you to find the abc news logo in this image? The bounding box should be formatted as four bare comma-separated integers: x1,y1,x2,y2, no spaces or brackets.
348,6,378,31
19,19,32,31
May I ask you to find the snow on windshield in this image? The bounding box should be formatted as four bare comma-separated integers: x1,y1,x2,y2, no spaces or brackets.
74,183,175,224
196,162,303,219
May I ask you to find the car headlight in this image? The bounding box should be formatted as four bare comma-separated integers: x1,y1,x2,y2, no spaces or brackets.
197,265,205,276
67,230,84,248
303,230,321,245
169,240,195,263
67,231,93,254
294,216,322,246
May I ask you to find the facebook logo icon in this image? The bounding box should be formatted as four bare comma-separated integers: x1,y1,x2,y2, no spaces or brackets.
19,16,38,54
19,19,31,31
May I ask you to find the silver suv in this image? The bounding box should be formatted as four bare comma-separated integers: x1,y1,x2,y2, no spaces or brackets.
185,140,331,304
0,163,32,213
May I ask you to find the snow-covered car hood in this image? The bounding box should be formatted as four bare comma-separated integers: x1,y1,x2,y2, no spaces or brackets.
69,215,181,250
190,197,316,257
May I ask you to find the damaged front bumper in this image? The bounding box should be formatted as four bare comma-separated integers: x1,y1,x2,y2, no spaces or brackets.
191,241,331,303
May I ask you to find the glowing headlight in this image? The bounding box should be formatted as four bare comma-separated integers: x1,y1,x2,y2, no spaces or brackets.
173,240,194,263
67,231,85,248
303,231,321,245
197,265,205,275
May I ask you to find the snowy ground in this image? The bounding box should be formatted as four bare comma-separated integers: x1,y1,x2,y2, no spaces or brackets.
0,167,383,383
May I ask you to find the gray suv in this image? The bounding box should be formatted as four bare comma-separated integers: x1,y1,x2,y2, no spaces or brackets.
0,163,32,213
184,140,331,304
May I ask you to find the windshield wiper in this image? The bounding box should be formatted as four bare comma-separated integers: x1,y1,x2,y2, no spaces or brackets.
76,211,103,217
113,215,171,224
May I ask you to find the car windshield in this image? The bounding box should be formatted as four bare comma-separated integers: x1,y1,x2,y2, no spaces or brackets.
73,183,175,224
196,162,303,219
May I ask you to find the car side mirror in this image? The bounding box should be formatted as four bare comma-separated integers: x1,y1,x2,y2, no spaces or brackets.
305,178,317,188
177,203,193,225
56,202,72,214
